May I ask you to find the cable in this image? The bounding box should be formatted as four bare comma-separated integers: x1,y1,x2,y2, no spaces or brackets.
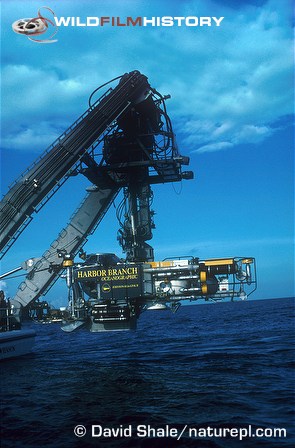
88,75,124,109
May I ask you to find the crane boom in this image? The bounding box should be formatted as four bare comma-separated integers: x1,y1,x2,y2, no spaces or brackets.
0,71,150,258
11,187,119,311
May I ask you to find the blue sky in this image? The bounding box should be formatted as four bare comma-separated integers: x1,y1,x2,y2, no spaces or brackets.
0,0,294,306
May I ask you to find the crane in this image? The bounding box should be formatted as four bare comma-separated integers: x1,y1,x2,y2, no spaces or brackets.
0,70,257,331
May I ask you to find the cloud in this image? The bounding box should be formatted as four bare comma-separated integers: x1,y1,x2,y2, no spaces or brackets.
1,64,100,150
2,122,61,152
159,0,294,152
195,141,234,153
188,122,274,153
1,0,293,154
235,124,273,143
2,64,87,117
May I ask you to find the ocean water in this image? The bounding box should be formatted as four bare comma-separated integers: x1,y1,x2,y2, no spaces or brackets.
1,297,294,448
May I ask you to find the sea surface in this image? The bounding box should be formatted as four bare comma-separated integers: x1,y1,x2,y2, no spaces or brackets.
1,297,294,448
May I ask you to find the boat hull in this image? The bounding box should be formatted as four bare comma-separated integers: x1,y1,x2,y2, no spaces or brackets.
147,303,169,310
0,329,36,360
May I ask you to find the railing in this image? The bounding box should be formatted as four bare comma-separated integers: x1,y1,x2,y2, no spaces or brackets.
0,306,19,332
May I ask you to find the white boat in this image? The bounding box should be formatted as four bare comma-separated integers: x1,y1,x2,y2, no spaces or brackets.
0,304,36,360
0,329,36,360
147,303,169,310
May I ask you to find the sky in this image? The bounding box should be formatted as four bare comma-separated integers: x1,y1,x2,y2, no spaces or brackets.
0,0,294,307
